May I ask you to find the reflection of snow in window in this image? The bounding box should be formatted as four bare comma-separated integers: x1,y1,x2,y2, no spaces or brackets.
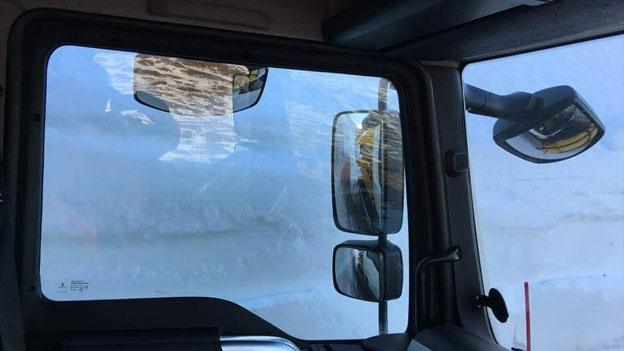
160,113,237,163
121,109,153,125
95,49,237,164
94,51,136,95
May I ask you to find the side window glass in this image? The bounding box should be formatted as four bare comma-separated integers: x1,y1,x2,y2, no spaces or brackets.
42,46,409,340
464,35,624,350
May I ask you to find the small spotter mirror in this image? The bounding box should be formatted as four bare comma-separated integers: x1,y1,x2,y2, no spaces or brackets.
465,84,605,163
333,240,403,302
331,110,404,235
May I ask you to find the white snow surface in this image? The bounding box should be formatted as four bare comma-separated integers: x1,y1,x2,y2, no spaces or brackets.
464,35,624,350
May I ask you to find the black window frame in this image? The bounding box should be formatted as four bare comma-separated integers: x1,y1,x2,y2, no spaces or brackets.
3,8,450,347
417,64,493,340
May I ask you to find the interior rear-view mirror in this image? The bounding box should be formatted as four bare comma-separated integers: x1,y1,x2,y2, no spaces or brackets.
333,240,403,302
133,54,267,116
465,84,605,163
232,66,268,112
331,110,404,235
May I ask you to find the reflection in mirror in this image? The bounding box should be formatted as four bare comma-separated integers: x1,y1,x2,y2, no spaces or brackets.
232,67,268,112
333,240,403,302
332,110,403,235
497,103,603,161
465,83,605,163
133,54,267,116
335,245,382,301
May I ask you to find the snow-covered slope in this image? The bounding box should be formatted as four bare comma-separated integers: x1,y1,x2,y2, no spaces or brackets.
464,35,624,350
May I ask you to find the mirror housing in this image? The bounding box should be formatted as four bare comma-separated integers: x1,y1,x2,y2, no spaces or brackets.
331,110,404,236
333,240,403,302
232,66,268,112
133,54,267,116
465,84,605,163
494,86,604,163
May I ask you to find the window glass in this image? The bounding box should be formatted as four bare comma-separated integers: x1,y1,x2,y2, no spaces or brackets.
41,46,409,340
464,35,624,350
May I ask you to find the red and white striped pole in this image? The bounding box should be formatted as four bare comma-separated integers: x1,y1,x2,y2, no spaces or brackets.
524,281,532,351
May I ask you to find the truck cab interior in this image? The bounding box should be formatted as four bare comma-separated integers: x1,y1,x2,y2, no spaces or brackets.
0,1,622,351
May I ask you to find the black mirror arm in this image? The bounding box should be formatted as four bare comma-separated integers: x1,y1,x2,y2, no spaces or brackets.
414,246,461,274
464,84,540,120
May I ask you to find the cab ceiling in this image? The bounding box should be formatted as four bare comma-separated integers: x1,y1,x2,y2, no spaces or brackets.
0,0,353,40
2,0,623,62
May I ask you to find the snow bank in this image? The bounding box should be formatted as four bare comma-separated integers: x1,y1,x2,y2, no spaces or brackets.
465,35,624,350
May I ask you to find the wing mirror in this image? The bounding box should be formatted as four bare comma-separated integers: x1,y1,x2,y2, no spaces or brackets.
333,240,403,302
133,54,267,116
331,110,404,235
465,84,605,163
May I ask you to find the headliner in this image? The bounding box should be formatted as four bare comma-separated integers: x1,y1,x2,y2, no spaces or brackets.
1,0,622,63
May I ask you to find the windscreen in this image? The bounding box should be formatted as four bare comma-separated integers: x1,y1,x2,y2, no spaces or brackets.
40,45,409,340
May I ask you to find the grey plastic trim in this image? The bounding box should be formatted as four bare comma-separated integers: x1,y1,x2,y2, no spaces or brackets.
221,336,300,351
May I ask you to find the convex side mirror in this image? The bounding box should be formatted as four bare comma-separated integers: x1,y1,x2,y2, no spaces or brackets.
465,84,605,163
333,240,403,302
331,110,404,235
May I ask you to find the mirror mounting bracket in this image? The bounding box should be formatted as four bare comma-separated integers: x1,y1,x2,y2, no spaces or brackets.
464,84,539,120
414,246,462,329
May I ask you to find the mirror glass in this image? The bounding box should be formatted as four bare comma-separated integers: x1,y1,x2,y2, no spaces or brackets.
497,103,604,162
133,54,267,116
332,111,404,235
232,66,268,111
334,245,383,302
